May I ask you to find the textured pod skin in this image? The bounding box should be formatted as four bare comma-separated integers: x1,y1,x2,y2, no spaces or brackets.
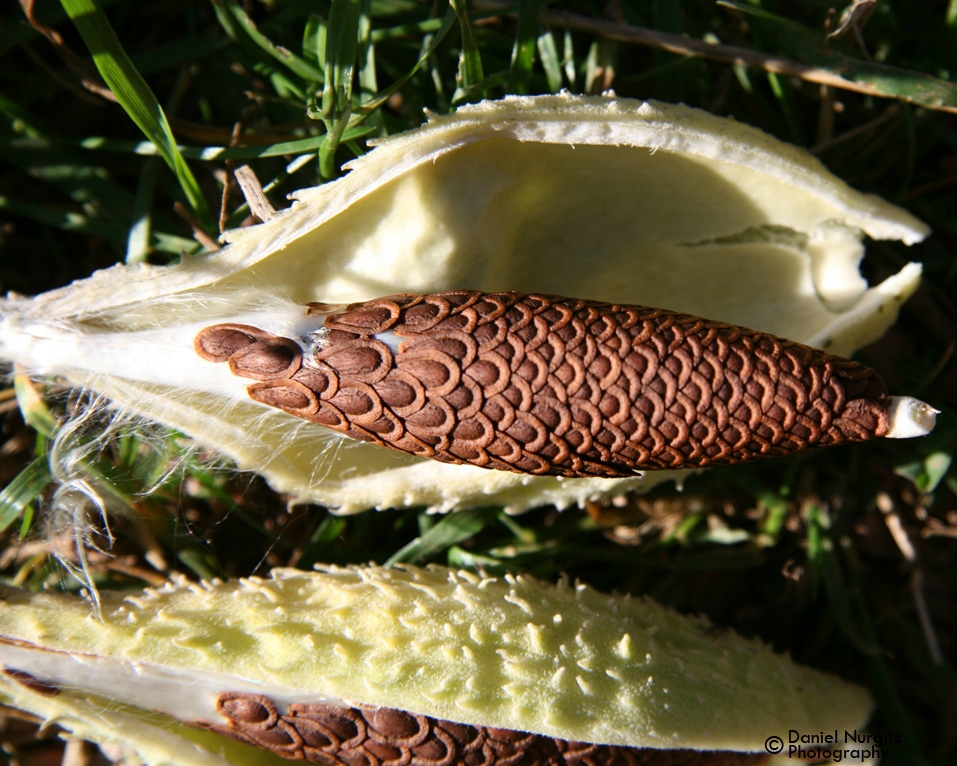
195,291,891,477
0,564,873,760
201,695,766,766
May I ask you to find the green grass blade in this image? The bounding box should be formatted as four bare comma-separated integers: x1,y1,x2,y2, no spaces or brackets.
319,0,362,178
323,0,362,119
130,34,227,77
0,456,53,537
508,0,540,94
176,547,221,581
58,0,213,231
806,503,881,656
562,27,576,88
14,378,57,441
356,7,458,117
451,0,486,103
619,55,698,87
384,507,499,566
7,128,374,161
897,104,917,196
536,29,563,93
0,194,197,255
303,14,326,68
720,1,957,112
447,545,511,574
296,515,349,570
838,539,923,760
652,0,683,102
372,16,448,41
0,90,47,139
766,70,805,146
454,71,509,103
0,146,137,226
583,40,601,94
357,0,378,106
125,157,161,264
757,491,789,545
211,0,324,83
895,451,953,493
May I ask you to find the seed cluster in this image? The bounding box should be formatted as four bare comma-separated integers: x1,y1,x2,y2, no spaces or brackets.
194,291,890,477
203,694,767,766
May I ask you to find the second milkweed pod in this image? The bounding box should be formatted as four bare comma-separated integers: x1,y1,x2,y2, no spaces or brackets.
0,564,872,766
0,94,931,512
194,291,936,478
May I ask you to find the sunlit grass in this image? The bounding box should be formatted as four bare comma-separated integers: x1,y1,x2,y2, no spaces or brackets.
0,0,954,763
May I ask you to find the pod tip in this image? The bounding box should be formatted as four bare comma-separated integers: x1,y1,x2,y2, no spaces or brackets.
885,396,939,439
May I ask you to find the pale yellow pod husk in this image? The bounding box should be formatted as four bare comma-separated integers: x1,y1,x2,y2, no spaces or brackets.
0,564,872,765
0,94,928,513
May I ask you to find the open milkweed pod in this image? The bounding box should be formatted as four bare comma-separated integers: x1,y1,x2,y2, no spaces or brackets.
0,94,931,513
0,564,872,766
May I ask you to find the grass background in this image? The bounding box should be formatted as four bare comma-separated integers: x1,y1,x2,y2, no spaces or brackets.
0,0,955,763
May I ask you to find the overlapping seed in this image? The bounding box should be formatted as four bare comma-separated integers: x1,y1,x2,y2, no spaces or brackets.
201,694,767,766
194,291,891,477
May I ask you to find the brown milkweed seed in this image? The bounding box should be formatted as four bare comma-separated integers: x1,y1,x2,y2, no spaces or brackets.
194,291,932,477
199,694,768,766
2,667,61,697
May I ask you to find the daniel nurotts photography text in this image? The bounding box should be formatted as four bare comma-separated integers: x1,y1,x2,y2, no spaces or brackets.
763,728,901,762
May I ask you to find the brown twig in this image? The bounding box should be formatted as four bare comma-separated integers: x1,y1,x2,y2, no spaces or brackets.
472,0,957,115
877,492,944,666
811,104,899,154
233,165,276,223
168,117,313,146
901,172,957,202
218,114,276,229
19,1,303,149
922,516,957,539
817,84,836,147
826,0,876,60
18,0,118,103
20,44,107,107
219,122,245,232
173,202,221,251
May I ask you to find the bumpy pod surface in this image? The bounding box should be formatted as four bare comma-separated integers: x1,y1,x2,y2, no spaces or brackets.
0,564,872,764
196,291,902,478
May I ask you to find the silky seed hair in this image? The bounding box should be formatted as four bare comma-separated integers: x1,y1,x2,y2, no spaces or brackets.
194,290,934,478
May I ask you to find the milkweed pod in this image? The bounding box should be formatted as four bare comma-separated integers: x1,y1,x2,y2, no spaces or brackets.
193,291,936,478
0,564,872,766
0,94,930,512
